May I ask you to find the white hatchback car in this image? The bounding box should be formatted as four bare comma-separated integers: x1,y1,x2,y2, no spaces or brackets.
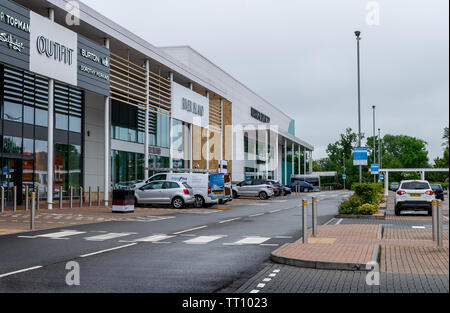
394,180,435,216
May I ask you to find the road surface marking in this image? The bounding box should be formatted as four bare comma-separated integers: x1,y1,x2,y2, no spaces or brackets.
263,278,272,282
269,273,277,277
0,266,43,278
133,235,175,243
80,243,137,258
274,236,293,239
84,233,136,241
173,226,207,235
249,213,265,217
257,283,266,288
260,244,279,247
273,269,281,273
250,290,260,294
324,218,335,225
219,218,241,224
19,230,86,240
270,210,282,213
231,237,271,245
412,226,426,229
335,219,343,225
184,236,225,245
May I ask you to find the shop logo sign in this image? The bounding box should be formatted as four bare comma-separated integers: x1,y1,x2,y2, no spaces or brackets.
0,32,24,52
36,35,74,65
80,48,109,68
0,11,30,33
182,98,204,117
251,107,271,123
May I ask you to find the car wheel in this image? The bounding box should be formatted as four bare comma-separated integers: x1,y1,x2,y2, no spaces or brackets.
172,197,185,209
427,209,432,216
232,191,239,199
395,205,401,216
134,197,140,207
259,192,268,200
194,196,205,208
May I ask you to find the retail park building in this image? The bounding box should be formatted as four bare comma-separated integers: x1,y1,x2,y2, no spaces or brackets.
0,0,314,208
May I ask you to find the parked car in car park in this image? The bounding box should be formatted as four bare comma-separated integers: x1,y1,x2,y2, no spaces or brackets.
133,173,217,208
232,179,274,200
286,181,314,193
430,184,445,201
390,182,400,192
395,180,435,216
134,180,195,209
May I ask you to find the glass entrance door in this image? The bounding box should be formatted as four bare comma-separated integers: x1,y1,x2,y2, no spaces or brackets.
1,159,23,205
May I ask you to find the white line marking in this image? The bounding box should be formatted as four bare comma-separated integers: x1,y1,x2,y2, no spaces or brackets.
40,230,87,239
84,233,136,241
260,244,279,247
269,273,277,277
0,266,43,278
250,290,260,294
263,278,272,282
324,218,335,225
274,236,293,239
80,243,137,258
412,226,426,229
232,237,271,245
249,213,265,217
335,219,343,225
257,283,266,288
184,236,225,245
273,269,281,273
270,210,282,213
173,226,207,235
219,218,241,224
133,235,175,243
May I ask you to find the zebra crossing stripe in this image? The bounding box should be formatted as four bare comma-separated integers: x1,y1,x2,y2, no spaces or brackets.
227,237,271,245
184,236,225,245
37,230,86,239
84,233,136,241
133,235,175,243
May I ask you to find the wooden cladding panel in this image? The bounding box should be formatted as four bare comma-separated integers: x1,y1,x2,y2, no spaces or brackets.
223,99,233,175
110,52,171,115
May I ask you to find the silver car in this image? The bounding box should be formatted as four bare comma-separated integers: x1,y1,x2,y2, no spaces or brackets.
134,180,195,209
232,179,274,200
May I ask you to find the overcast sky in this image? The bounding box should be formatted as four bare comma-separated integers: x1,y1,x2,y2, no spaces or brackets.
82,0,449,162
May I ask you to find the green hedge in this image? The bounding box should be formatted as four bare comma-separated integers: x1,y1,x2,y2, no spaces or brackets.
339,183,384,216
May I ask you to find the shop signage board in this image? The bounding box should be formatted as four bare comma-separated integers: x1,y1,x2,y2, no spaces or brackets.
0,0,30,70
171,81,210,128
1,1,111,96
353,147,368,166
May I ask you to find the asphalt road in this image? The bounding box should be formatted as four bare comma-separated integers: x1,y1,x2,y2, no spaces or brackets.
0,190,352,293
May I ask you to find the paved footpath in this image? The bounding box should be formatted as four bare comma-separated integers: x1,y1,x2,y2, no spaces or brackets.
236,192,449,293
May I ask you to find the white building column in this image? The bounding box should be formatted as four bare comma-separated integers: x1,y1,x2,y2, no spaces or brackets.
189,83,194,172
169,73,174,172
291,143,295,181
47,8,55,210
275,131,279,182
309,151,313,174
298,145,301,175
206,91,210,172
103,38,111,206
421,171,425,181
220,99,224,172
284,139,287,185
304,148,307,175
265,128,269,179
144,60,150,180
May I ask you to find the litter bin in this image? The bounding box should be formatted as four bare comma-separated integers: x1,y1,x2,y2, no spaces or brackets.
112,189,135,213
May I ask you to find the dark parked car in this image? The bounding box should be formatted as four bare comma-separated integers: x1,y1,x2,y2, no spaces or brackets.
390,182,400,192
430,184,445,201
287,181,313,192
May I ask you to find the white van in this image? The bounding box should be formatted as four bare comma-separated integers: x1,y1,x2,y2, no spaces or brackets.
132,173,217,208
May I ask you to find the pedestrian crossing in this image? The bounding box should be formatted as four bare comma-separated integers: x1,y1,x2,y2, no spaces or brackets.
18,229,290,247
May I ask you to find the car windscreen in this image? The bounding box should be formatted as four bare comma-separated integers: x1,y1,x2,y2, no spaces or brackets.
431,185,443,191
401,182,430,190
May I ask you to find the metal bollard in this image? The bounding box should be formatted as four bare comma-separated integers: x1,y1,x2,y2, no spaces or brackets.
36,186,40,211
30,192,36,230
59,186,63,209
25,186,29,212
302,199,308,244
80,187,83,208
89,187,92,207
70,186,73,209
437,200,443,247
432,200,438,242
312,197,318,237
13,186,17,212
1,187,4,214
97,186,101,207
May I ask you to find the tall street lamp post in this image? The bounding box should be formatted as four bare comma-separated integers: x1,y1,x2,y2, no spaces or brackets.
355,31,362,184
373,105,376,183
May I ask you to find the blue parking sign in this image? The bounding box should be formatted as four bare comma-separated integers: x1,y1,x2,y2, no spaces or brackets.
342,174,347,180
380,174,385,180
353,147,368,166
371,164,380,174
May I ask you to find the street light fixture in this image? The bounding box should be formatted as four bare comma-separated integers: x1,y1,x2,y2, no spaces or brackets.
355,31,362,183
